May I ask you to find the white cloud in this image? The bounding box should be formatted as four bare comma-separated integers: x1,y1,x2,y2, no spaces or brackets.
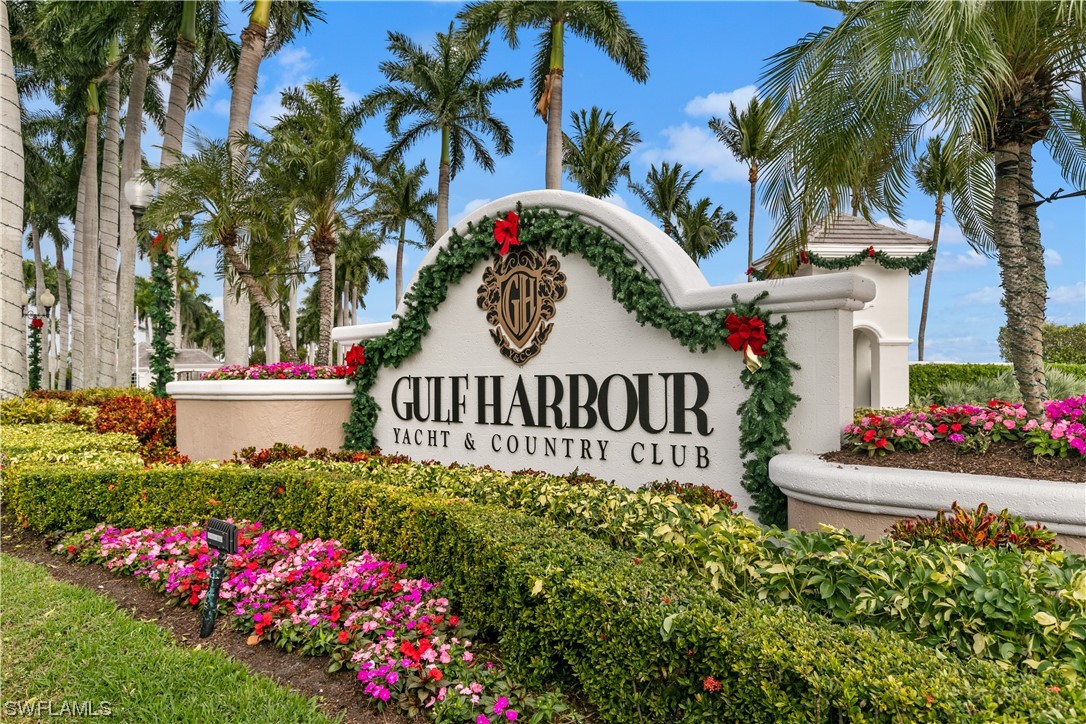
873,216,967,245
963,286,1001,304
683,85,758,118
640,123,746,183
603,195,629,210
937,248,988,272
1050,282,1085,306
1044,248,1063,267
212,98,230,116
452,198,493,225
275,47,317,75
377,242,400,269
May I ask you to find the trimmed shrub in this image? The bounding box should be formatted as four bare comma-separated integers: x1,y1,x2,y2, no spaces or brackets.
3,464,1082,722
27,387,152,406
0,397,94,426
93,396,187,465
0,424,143,470
910,363,1086,404
1000,323,1086,366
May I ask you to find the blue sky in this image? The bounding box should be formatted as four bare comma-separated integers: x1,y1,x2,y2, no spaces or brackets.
50,1,1086,363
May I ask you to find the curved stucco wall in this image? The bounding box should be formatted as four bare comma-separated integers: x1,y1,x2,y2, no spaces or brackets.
167,380,353,462
771,453,1086,552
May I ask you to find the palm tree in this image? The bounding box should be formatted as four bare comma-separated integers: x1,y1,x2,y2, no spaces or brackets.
0,0,24,397
458,1,648,190
335,225,388,326
142,134,299,362
222,0,322,366
368,160,436,308
913,137,958,362
760,1,1086,417
366,24,521,240
675,197,737,265
260,76,368,365
709,96,777,279
628,162,702,240
562,106,640,198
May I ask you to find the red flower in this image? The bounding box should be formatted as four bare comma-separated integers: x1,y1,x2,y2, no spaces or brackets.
799,250,810,264
950,423,962,432
702,676,722,692
867,245,876,257
330,605,341,623
724,313,768,357
338,630,350,644
345,345,365,369
31,317,43,330
875,438,888,449
863,429,877,443
494,211,520,256
936,424,948,434
449,615,459,627
428,668,443,681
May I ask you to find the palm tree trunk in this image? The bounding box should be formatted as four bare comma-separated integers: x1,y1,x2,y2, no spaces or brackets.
53,233,68,388
992,143,1046,418
916,199,941,361
221,242,299,362
544,20,564,190
1015,144,1048,406
31,224,49,388
747,171,756,280
395,224,406,308
116,45,149,387
223,1,269,366
0,0,24,398
436,126,451,239
81,89,100,388
71,156,86,388
350,284,357,325
288,280,298,350
163,1,197,352
315,251,334,364
98,71,121,386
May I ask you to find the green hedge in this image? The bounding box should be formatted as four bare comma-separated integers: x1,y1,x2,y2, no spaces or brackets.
4,465,1081,722
909,363,1086,401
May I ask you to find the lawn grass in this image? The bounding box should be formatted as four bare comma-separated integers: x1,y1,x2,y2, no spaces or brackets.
0,554,337,722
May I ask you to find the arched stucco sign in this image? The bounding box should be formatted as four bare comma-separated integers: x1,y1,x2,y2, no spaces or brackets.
334,191,874,513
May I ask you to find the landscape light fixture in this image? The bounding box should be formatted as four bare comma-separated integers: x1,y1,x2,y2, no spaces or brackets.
123,176,155,232
200,517,238,638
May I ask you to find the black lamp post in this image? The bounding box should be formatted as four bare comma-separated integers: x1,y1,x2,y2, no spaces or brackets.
200,518,238,638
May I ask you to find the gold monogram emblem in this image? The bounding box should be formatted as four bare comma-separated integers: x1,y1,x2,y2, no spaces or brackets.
477,248,567,365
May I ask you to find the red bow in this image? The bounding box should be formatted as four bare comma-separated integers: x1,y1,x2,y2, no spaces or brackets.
746,267,756,276
799,250,810,264
494,211,520,256
725,314,768,357
31,317,43,330
867,245,876,257
725,313,768,372
344,345,365,377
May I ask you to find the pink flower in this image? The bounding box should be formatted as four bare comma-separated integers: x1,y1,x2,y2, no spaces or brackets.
477,716,491,724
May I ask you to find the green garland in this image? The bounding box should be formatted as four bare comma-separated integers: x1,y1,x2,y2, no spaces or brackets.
344,206,798,526
751,246,935,280
27,323,42,391
149,251,176,398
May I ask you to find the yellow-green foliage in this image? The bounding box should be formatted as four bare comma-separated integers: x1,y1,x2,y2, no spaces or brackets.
1,397,95,425
1,424,142,470
4,464,1082,722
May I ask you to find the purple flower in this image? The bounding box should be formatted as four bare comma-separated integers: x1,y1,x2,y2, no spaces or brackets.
493,696,509,714
506,712,518,722
947,433,965,443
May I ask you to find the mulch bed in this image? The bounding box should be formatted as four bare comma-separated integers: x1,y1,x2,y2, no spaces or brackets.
0,519,413,724
823,442,1086,483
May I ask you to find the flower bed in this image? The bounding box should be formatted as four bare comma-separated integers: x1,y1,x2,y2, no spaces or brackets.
56,521,553,721
200,362,351,381
842,397,1086,459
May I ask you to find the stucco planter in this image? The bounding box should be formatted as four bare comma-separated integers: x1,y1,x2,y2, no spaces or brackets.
166,379,353,462
770,453,1086,554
